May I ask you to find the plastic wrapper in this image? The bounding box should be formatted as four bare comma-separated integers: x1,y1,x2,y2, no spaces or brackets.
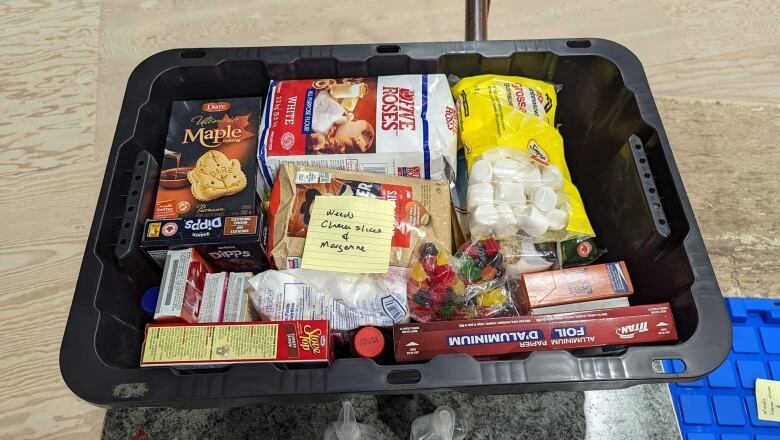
410,406,468,440
451,74,594,242
500,237,561,315
323,401,378,440
248,267,409,331
500,236,559,277
407,238,520,322
559,236,606,267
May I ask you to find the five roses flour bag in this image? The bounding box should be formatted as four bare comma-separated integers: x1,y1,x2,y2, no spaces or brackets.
258,75,458,193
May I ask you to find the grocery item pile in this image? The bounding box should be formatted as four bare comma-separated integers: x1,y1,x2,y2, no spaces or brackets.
136,74,677,368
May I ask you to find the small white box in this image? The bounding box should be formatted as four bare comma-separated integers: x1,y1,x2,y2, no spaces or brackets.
199,272,229,323
222,272,257,322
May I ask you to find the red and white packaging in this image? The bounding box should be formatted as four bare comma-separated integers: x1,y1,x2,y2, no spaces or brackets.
198,272,229,323
154,248,214,323
394,303,677,362
140,320,330,367
258,75,457,192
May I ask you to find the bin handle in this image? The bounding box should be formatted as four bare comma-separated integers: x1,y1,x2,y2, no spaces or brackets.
465,0,490,41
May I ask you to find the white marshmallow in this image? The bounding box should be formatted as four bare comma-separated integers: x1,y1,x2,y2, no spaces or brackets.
515,159,536,177
514,205,549,237
469,159,493,184
522,166,543,195
467,182,493,211
469,204,498,237
531,186,557,212
495,181,526,204
540,165,564,190
546,208,569,230
508,201,526,213
494,204,518,237
480,148,512,163
556,192,571,209
492,158,524,180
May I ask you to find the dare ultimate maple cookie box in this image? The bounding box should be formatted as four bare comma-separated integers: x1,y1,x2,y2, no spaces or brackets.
141,97,269,272
152,97,262,220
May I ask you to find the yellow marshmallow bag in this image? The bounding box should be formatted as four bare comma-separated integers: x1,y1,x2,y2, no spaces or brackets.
452,74,594,241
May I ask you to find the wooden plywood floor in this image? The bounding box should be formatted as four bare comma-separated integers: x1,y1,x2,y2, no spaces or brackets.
1,0,778,438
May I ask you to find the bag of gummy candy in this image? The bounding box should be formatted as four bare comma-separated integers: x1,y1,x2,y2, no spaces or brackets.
406,238,519,322
406,242,462,322
453,237,520,320
451,75,595,242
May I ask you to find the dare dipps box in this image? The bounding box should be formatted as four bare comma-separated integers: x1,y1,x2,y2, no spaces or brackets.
141,213,268,273
153,97,262,220
140,320,330,367
394,303,677,362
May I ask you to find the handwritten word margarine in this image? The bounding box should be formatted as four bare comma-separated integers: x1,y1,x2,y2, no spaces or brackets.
301,196,395,273
320,240,367,253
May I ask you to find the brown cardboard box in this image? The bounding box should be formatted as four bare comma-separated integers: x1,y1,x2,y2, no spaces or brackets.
519,261,634,309
267,164,451,269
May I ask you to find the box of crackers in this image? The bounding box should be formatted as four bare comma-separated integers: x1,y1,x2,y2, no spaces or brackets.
140,320,331,367
393,303,677,362
153,97,262,220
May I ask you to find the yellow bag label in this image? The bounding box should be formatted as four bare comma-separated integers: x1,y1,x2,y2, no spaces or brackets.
452,74,595,239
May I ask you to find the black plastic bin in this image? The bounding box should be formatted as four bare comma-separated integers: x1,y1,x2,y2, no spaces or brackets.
60,39,731,407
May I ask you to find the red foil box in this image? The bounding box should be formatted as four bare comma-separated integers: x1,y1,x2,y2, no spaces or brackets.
141,320,330,367
394,303,677,362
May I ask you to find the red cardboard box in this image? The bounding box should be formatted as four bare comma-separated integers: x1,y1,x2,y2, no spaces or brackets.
141,320,330,367
394,303,676,362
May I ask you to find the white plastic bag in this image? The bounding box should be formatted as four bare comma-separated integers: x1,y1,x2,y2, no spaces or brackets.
284,267,408,309
247,268,409,331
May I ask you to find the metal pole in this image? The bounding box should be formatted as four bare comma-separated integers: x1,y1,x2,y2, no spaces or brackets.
465,0,490,41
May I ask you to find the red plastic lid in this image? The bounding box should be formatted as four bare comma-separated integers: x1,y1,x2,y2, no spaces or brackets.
353,327,385,359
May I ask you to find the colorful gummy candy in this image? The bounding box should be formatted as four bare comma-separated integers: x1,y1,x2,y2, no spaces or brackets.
408,239,514,322
477,288,507,308
432,264,457,287
480,265,498,281
410,262,427,283
456,237,505,286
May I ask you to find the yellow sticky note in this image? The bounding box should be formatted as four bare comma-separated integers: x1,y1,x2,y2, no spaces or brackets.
301,196,395,273
756,378,780,422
